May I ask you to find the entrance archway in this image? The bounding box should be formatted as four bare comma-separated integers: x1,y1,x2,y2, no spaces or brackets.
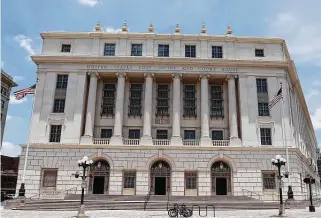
150,160,171,195
88,160,110,194
211,161,231,195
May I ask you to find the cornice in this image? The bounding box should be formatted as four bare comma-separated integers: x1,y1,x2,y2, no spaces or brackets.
1,70,18,87
40,32,285,44
31,55,289,69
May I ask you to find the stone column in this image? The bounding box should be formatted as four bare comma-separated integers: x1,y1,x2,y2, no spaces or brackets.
109,72,126,145
140,73,154,145
200,74,212,146
82,72,98,143
170,73,183,146
227,75,241,146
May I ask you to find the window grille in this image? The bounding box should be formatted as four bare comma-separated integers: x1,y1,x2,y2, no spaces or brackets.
183,85,196,117
158,44,169,57
212,46,223,58
53,99,65,113
210,85,224,118
262,172,276,190
156,84,169,116
104,43,116,56
49,125,62,142
260,128,272,145
42,169,58,187
101,84,116,116
129,84,143,116
123,171,136,188
131,44,142,56
56,75,68,89
156,130,168,139
185,45,196,57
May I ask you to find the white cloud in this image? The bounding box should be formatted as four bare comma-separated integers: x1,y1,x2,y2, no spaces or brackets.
13,34,36,60
79,0,101,7
0,142,21,157
269,12,321,66
12,76,25,82
6,115,12,121
105,27,122,33
306,90,320,100
9,95,27,104
311,108,321,131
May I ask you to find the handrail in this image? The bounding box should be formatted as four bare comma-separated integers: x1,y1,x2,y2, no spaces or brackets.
242,189,262,200
143,190,151,211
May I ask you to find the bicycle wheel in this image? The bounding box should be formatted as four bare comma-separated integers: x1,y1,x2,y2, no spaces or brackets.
168,209,178,217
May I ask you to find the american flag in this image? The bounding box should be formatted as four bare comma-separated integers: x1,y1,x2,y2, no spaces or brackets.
268,87,283,110
13,84,36,100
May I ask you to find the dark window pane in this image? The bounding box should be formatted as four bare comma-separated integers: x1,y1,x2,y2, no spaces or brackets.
61,44,71,52
185,45,196,57
184,130,195,139
260,128,272,145
156,130,168,139
262,172,276,189
129,84,143,116
49,125,62,142
212,46,223,58
101,129,112,138
53,99,65,113
256,79,268,93
158,44,169,57
131,44,142,56
56,75,68,89
128,129,140,139
210,85,224,118
258,103,270,116
212,131,223,140
185,171,197,189
104,44,116,56
255,49,264,57
102,84,116,116
123,171,136,188
42,169,58,187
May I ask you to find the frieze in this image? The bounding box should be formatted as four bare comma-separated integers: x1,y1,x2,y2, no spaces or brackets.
87,64,239,73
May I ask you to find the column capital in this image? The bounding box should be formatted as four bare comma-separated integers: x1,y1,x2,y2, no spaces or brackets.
225,74,238,81
144,72,154,78
88,72,100,79
199,73,210,80
172,73,182,79
116,72,127,79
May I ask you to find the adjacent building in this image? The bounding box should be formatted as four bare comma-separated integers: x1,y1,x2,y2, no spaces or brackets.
1,155,20,197
1,70,18,145
16,23,320,200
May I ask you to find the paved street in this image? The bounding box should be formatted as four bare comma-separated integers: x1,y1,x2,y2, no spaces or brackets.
1,207,321,218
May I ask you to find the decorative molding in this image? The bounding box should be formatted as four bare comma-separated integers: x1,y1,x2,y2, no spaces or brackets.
116,72,126,78
172,73,182,79
144,72,154,78
88,71,100,78
199,73,210,80
47,113,66,125
225,74,237,81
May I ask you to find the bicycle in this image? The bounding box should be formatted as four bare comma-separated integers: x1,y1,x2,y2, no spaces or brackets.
168,203,193,217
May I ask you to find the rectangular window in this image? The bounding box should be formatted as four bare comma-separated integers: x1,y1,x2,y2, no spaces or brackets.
255,49,264,57
256,79,268,93
123,171,136,189
128,129,140,139
185,171,197,189
212,130,223,140
52,99,65,113
56,75,68,89
212,46,223,58
210,85,224,118
104,43,116,56
101,84,116,116
42,169,58,187
183,85,196,117
262,171,276,190
61,44,71,53
129,84,143,116
1,100,4,109
101,129,112,138
156,130,168,139
49,125,62,143
184,130,196,140
1,87,8,97
185,45,196,57
158,44,169,57
260,128,272,145
256,79,269,116
156,84,169,116
131,44,142,56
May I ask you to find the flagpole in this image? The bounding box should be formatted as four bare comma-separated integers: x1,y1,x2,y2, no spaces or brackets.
18,80,37,197
279,81,293,200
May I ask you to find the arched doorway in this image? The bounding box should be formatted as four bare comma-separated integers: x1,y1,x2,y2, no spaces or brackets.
150,160,171,195
211,161,232,195
88,160,110,194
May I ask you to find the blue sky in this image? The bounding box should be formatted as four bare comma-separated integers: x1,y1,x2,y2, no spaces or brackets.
1,0,321,156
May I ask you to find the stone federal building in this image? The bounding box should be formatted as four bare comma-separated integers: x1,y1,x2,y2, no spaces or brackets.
16,23,320,200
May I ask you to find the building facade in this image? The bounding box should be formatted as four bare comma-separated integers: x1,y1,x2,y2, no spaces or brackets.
1,155,20,198
1,70,18,145
16,23,320,200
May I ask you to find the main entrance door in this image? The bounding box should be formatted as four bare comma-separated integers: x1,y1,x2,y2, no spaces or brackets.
150,160,171,195
89,160,110,194
216,177,227,195
211,161,231,196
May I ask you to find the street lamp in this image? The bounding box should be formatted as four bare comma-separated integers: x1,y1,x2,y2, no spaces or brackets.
74,156,93,218
303,174,316,212
271,154,286,216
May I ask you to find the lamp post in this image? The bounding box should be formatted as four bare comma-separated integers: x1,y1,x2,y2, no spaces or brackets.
303,174,315,212
74,156,93,218
271,155,286,216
